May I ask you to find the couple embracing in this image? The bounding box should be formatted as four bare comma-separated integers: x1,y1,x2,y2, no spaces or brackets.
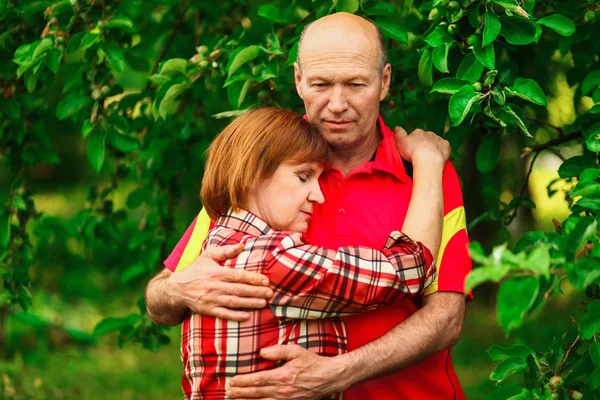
146,12,471,400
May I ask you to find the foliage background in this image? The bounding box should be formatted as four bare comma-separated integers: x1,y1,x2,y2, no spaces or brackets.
1,0,599,398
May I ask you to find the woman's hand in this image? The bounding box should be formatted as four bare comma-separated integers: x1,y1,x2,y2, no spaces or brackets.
394,126,451,166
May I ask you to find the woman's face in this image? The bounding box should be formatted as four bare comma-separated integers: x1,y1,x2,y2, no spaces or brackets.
248,161,325,233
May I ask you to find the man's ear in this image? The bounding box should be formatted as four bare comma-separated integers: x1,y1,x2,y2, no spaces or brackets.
294,63,304,100
379,63,392,101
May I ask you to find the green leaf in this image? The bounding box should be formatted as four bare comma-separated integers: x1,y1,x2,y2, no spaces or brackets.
0,213,10,248
487,345,536,361
228,46,261,77
591,342,600,370
509,78,547,106
492,0,519,11
582,70,600,96
484,102,507,127
101,42,126,73
15,312,52,329
375,20,408,43
490,357,528,381
56,91,91,120
367,2,397,16
336,0,359,13
449,84,482,126
87,131,107,174
424,25,455,47
465,264,510,292
565,216,597,259
558,155,596,179
537,14,576,37
109,133,139,152
571,181,600,197
580,168,600,182
589,104,600,114
32,37,53,60
580,300,600,339
158,82,188,120
258,4,286,23
121,263,147,285
431,78,469,94
418,47,433,87
500,16,538,45
46,48,62,73
525,246,550,277
81,32,100,50
158,58,188,75
456,53,484,82
94,314,141,336
81,120,94,138
502,104,532,137
575,196,600,211
485,384,531,400
497,277,540,334
126,187,152,209
473,43,495,69
287,41,299,66
476,134,501,173
483,11,501,47
212,109,249,119
101,14,134,30
569,257,600,290
585,121,600,152
491,86,506,105
432,43,451,73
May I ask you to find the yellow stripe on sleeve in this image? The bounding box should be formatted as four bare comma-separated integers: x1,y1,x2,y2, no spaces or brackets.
175,208,212,272
424,206,467,296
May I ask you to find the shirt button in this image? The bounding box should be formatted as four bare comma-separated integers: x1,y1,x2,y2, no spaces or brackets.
334,182,341,189
339,208,345,215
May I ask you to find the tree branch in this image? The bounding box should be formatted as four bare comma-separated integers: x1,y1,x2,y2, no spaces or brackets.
527,131,582,153
505,151,540,225
151,1,189,75
526,118,564,137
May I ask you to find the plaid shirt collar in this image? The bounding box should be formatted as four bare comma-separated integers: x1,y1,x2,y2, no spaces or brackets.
216,209,273,237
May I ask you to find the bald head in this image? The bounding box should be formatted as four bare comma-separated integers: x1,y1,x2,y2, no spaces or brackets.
297,13,388,75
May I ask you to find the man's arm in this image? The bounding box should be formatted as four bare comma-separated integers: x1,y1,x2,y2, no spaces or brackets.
145,244,274,325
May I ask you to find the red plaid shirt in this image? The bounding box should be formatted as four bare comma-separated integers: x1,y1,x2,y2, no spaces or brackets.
181,209,436,399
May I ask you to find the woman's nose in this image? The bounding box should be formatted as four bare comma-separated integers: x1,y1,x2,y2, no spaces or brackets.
308,182,325,204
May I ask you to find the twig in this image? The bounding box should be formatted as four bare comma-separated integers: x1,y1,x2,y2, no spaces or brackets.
505,151,540,225
151,1,189,75
528,131,582,153
527,118,564,137
546,146,566,162
556,334,579,373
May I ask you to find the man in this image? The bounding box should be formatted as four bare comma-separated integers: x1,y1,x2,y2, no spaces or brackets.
145,12,471,400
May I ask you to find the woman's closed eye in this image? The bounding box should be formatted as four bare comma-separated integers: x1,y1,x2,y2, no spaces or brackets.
297,173,309,183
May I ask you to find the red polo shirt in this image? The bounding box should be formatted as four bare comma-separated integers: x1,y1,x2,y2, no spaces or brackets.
165,115,472,400
306,116,471,400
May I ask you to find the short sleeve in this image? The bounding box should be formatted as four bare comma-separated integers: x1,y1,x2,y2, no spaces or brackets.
423,161,473,298
163,209,212,272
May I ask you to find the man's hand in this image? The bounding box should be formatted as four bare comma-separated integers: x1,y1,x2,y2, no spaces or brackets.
163,243,273,322
227,345,351,400
394,127,451,165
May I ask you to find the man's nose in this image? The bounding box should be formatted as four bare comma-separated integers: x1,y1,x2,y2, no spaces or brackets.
327,85,348,115
308,181,325,205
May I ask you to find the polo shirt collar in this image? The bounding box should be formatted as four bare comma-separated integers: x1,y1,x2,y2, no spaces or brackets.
369,115,409,182
320,115,409,182
216,209,273,236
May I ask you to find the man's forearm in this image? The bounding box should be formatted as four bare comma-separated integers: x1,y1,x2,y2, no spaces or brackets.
335,292,465,386
145,269,189,326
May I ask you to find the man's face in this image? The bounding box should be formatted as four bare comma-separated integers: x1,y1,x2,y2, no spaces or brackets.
295,25,391,151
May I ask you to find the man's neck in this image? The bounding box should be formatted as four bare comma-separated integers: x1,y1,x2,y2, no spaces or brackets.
329,126,382,177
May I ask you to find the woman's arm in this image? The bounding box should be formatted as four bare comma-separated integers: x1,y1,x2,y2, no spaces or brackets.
260,231,436,319
394,127,451,262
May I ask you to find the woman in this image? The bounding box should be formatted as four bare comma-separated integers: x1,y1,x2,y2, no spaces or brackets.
180,107,445,399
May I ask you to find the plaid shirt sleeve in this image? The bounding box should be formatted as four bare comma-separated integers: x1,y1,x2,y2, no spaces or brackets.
260,231,436,319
